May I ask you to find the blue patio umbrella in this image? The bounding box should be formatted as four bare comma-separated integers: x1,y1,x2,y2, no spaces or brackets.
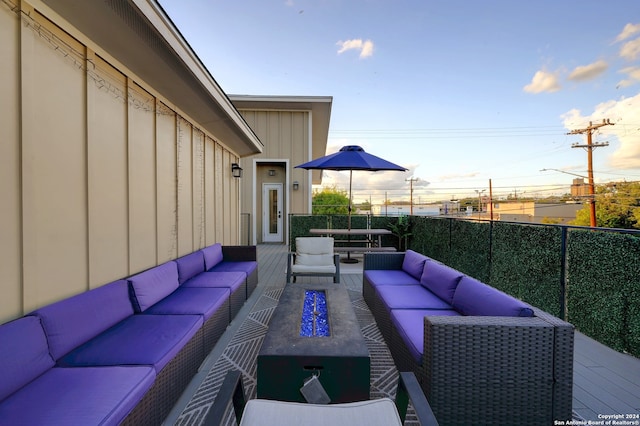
295,145,407,230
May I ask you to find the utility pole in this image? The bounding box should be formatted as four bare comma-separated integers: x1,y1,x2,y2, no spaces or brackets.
474,189,486,220
406,177,419,215
568,119,613,227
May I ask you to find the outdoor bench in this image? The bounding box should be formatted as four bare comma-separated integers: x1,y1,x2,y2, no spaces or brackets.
0,243,257,425
334,246,397,253
363,250,574,426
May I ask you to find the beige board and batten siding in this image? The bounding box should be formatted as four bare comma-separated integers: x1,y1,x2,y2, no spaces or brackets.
231,96,332,243
0,0,261,323
240,109,310,212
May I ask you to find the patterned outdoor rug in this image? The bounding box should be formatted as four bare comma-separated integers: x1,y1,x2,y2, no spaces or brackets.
172,285,417,426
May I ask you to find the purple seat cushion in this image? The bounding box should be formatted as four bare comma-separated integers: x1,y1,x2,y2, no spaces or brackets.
377,285,452,312
182,271,246,292
401,250,429,280
452,276,534,317
363,270,421,287
201,243,224,270
391,309,461,363
175,251,206,284
0,316,55,401
144,287,230,320
0,365,155,426
128,262,180,312
209,261,257,276
58,314,202,372
30,280,134,360
420,262,464,304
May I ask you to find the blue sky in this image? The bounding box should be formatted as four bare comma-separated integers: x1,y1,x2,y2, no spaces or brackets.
159,0,640,204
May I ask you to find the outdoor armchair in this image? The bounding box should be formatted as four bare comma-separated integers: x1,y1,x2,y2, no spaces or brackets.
286,237,340,283
204,370,439,426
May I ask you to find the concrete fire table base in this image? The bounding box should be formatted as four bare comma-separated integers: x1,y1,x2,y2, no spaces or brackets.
257,282,370,403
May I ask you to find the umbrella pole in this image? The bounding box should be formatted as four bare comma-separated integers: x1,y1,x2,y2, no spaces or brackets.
342,169,358,263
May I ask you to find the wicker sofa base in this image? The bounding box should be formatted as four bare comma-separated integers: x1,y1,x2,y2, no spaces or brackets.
203,301,231,354
229,285,246,321
246,268,258,299
121,326,205,426
385,308,573,426
363,251,574,426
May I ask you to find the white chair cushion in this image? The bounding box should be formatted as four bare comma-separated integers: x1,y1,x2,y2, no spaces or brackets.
295,253,335,267
296,237,334,255
291,264,336,274
239,398,402,426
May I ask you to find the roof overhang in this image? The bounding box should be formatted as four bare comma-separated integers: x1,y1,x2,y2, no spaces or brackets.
228,95,333,184
39,0,263,157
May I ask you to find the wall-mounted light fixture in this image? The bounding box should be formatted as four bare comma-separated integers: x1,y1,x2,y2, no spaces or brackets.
231,163,243,178
293,181,299,191
268,169,276,176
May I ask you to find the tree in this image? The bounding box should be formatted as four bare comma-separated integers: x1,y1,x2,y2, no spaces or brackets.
570,181,640,229
357,200,372,212
312,186,350,215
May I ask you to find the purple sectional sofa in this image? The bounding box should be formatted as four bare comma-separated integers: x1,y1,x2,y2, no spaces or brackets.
363,250,574,426
201,243,259,300
0,243,257,425
0,316,156,426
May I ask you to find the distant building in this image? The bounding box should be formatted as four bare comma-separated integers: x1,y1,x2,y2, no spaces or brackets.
571,178,590,198
491,201,582,224
372,204,440,216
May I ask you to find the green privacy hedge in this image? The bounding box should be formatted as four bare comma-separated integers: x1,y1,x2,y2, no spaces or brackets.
288,215,328,251
449,220,491,283
410,217,453,264
566,229,640,356
407,216,640,357
490,222,564,318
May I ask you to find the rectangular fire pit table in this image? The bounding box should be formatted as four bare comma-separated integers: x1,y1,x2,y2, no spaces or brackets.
257,282,370,403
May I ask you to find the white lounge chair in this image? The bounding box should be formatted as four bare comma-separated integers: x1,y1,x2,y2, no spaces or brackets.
286,237,340,283
204,370,439,426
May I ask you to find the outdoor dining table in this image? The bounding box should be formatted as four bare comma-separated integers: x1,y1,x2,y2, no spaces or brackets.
309,228,392,248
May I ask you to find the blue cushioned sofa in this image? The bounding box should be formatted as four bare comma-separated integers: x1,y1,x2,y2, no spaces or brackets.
363,250,574,426
0,243,257,426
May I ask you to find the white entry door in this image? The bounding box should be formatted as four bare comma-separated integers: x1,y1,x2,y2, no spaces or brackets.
262,183,283,243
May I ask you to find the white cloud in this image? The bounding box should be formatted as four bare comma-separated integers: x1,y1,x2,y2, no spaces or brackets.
438,172,481,181
615,23,640,43
336,39,375,59
617,66,640,88
568,60,608,82
523,69,561,94
620,37,640,61
562,93,640,169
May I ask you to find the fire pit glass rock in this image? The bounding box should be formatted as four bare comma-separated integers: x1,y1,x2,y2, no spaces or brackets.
300,290,330,337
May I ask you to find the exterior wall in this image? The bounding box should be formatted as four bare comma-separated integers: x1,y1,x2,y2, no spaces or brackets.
238,110,311,243
0,1,241,322
493,202,581,224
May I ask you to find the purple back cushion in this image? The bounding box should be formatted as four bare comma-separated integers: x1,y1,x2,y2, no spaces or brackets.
452,276,534,317
201,244,224,270
175,251,205,284
129,262,180,312
401,250,428,280
0,316,55,401
420,262,464,304
30,280,134,360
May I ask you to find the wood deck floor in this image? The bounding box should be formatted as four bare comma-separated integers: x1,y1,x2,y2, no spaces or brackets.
166,243,640,424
